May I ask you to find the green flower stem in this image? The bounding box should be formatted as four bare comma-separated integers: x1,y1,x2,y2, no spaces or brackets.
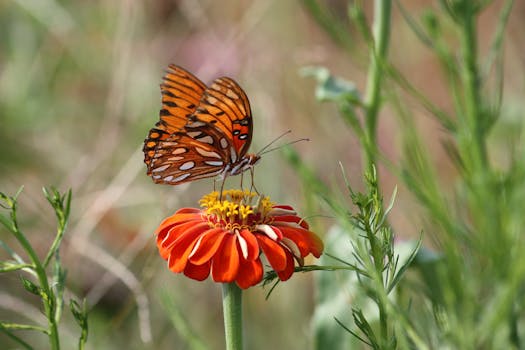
362,0,391,171
222,283,243,350
10,220,60,350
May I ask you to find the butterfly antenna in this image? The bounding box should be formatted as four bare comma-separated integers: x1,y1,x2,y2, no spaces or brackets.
256,130,292,156
259,138,310,156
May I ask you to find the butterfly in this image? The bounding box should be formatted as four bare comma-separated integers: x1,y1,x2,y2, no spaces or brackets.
143,65,260,185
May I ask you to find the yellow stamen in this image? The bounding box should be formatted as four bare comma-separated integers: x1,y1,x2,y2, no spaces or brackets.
199,190,274,225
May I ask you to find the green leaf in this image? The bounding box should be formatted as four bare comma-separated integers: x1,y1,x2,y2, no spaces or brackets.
20,276,41,296
0,261,32,273
0,321,48,333
43,188,72,268
0,323,34,349
70,299,89,349
387,237,422,293
0,213,15,234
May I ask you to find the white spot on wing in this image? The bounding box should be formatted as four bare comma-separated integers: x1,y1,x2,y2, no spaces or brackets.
204,161,224,167
187,131,201,138
186,121,206,128
168,156,184,161
195,147,221,159
179,161,195,171
220,138,229,149
172,173,191,182
230,147,237,163
172,148,187,155
197,135,214,144
207,96,218,104
164,175,174,182
152,164,170,172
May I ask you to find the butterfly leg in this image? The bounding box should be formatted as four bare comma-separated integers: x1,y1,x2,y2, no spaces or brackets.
249,168,260,194
240,172,245,192
219,174,228,202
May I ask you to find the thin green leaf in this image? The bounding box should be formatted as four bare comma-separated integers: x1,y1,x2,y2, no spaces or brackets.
0,324,34,350
0,261,33,273
334,316,372,346
43,188,72,268
396,0,435,48
0,321,48,334
352,308,378,346
70,299,89,349
0,213,15,234
387,236,422,294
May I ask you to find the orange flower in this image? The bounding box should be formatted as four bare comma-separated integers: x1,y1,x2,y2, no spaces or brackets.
155,190,324,289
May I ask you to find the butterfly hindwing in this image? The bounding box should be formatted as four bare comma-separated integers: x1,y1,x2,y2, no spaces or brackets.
148,134,228,184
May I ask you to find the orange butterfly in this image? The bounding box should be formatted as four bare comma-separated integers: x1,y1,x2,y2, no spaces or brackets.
143,65,260,185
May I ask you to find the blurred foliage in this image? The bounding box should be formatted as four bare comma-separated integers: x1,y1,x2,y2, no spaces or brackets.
2,0,525,349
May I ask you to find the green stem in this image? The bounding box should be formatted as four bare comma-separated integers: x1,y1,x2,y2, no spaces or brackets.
362,2,391,343
362,0,391,171
222,283,243,350
11,224,60,349
364,218,389,345
459,4,487,174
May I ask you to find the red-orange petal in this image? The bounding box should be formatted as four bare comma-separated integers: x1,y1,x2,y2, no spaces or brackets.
279,226,324,257
157,220,204,258
276,249,295,281
236,258,263,289
271,215,309,229
188,228,227,265
211,234,240,283
167,222,210,272
256,234,287,272
238,229,259,260
184,261,211,281
154,210,201,235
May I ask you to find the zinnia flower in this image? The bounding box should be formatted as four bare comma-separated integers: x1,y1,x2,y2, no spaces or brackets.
155,190,324,289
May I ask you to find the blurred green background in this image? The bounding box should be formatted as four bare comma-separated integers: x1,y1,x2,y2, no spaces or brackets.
1,0,525,349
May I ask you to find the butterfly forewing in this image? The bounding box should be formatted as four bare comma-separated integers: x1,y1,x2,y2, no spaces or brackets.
143,65,206,167
189,77,253,158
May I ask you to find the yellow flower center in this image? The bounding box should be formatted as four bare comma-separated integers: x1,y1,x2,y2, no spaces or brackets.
199,190,274,230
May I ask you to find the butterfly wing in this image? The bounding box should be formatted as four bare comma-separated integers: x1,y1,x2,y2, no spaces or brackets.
144,67,254,185
147,134,228,184
143,65,206,168
187,77,253,161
